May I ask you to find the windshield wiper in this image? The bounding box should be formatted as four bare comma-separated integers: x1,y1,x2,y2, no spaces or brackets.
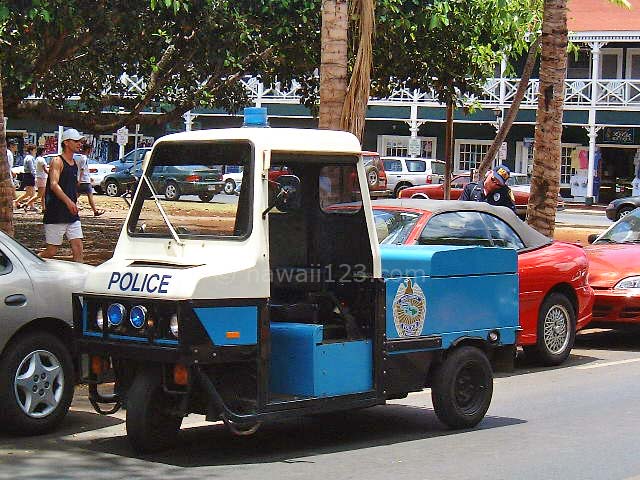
140,174,185,246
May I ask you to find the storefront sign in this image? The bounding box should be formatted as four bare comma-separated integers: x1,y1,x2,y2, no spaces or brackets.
602,127,635,145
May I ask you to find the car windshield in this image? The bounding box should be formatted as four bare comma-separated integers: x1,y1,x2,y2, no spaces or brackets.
373,209,421,244
127,141,252,239
595,207,640,244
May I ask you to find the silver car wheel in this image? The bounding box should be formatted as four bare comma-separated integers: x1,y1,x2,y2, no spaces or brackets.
543,304,570,355
224,179,236,195
105,182,119,197
14,349,65,418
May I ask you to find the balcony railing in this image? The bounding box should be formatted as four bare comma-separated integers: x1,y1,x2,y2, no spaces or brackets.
84,75,640,110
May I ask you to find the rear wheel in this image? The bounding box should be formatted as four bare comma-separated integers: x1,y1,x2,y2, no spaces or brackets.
105,180,121,197
164,181,180,201
524,292,575,366
0,332,75,435
431,346,493,429
394,183,412,198
198,193,214,202
224,179,236,195
126,368,183,453
365,167,379,187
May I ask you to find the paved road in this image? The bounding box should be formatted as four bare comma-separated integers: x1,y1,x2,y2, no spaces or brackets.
557,208,612,228
2,329,639,480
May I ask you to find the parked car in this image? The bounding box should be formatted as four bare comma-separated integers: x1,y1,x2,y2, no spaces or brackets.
107,147,152,173
381,156,446,197
370,199,594,366
399,172,565,219
0,231,93,435
605,195,640,221
585,207,640,328
102,163,225,202
223,167,244,195
360,151,390,198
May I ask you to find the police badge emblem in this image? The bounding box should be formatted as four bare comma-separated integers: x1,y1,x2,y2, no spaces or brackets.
493,192,501,201
392,278,426,337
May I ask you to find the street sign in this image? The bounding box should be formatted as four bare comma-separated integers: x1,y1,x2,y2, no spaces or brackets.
408,137,421,157
116,126,129,146
498,142,508,161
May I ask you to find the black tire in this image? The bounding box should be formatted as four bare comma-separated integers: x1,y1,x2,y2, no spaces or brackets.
126,367,183,453
198,193,214,202
394,183,411,198
164,181,180,201
224,179,236,195
0,332,75,435
617,205,635,221
524,292,576,366
431,346,493,429
105,180,121,197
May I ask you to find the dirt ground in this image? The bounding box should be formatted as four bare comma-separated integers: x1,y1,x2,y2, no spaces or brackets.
12,194,605,266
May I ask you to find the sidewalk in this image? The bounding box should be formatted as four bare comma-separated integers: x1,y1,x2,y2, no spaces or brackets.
562,202,607,215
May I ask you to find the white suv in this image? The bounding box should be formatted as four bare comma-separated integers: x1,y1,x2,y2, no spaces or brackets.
381,157,446,197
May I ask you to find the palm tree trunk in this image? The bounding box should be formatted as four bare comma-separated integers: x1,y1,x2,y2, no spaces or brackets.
527,0,567,236
319,0,349,130
0,67,15,237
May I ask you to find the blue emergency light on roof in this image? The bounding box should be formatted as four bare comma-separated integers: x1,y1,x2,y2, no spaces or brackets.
243,107,269,127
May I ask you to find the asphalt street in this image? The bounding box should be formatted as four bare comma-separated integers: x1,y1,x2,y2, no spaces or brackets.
1,329,639,480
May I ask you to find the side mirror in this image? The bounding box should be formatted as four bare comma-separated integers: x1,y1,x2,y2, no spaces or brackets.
274,175,302,212
587,233,599,244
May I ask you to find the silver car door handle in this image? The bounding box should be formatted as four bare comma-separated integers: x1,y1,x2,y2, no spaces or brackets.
5,294,26,306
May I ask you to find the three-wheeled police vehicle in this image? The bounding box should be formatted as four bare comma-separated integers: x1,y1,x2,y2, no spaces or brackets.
74,110,519,453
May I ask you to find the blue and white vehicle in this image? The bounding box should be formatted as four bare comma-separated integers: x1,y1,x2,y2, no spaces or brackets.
74,110,519,454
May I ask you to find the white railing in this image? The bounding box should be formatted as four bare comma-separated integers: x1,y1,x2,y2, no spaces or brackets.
82,74,640,110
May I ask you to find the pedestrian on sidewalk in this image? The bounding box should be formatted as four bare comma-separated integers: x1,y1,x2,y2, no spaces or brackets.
40,128,84,263
6,138,17,182
14,143,37,211
74,143,105,216
24,147,49,212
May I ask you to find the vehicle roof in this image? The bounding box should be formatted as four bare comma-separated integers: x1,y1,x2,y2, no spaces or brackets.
157,128,362,155
381,156,443,162
372,198,552,249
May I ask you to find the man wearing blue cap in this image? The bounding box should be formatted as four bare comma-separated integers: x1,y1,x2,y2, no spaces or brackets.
460,164,516,213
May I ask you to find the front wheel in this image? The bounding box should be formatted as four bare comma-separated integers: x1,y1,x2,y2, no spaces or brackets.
431,346,493,429
617,205,635,221
0,332,75,435
394,183,411,198
126,368,183,453
524,292,575,366
105,180,121,197
164,181,180,201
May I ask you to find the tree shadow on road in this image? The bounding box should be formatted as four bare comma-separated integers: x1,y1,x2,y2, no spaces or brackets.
67,405,525,468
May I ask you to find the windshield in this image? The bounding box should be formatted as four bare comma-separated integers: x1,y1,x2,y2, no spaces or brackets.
595,208,640,244
127,141,252,239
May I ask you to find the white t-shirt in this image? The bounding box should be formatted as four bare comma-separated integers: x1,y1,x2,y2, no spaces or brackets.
35,156,48,179
74,153,91,183
6,149,13,169
23,154,35,175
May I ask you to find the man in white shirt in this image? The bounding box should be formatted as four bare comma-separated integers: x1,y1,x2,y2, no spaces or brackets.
6,139,17,180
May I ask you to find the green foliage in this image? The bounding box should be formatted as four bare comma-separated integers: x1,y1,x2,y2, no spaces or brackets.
0,0,321,130
373,0,541,106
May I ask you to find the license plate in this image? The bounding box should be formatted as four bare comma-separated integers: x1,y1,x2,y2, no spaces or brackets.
207,185,216,191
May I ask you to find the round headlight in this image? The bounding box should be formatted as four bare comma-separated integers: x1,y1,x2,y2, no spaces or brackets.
169,314,179,338
106,303,125,326
130,305,147,329
96,308,104,330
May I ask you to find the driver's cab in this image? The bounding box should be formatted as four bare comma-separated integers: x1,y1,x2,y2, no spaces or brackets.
83,118,382,400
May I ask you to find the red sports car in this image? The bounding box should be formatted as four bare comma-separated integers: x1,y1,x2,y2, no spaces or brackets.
372,199,594,366
585,207,640,327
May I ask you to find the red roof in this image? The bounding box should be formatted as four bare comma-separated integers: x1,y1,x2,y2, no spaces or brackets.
568,0,639,32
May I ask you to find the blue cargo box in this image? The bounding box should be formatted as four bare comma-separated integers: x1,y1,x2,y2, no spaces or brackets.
380,245,519,346
270,323,373,397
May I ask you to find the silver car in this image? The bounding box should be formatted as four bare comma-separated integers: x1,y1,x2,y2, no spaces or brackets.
0,232,92,435
381,156,446,197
